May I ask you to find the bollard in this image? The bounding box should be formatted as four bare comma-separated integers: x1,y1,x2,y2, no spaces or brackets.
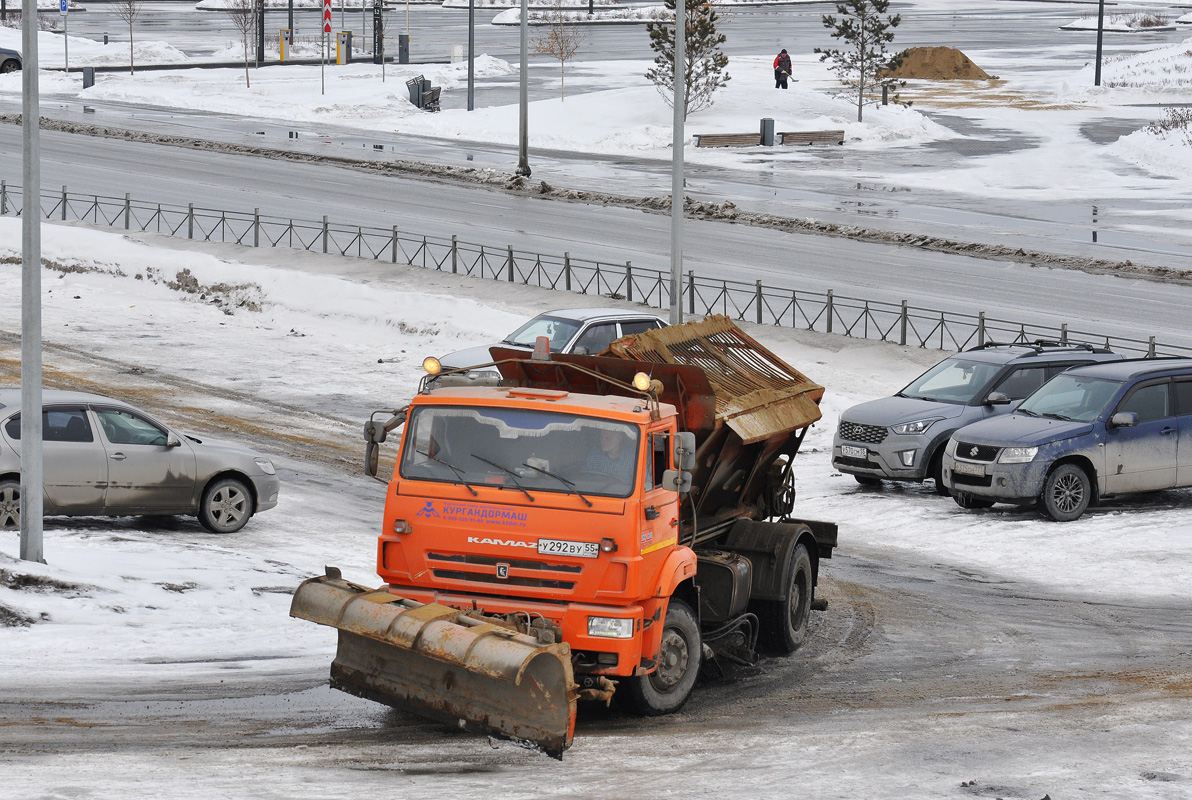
103,33,108,44
760,118,775,147
882,83,889,105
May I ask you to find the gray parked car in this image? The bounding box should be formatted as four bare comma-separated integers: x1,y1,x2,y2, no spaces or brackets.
439,308,667,372
943,358,1192,521
833,341,1122,492
0,47,20,73
0,389,280,533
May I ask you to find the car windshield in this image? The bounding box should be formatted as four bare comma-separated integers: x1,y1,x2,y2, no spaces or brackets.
1016,374,1123,422
399,406,640,498
898,358,1003,404
503,315,582,352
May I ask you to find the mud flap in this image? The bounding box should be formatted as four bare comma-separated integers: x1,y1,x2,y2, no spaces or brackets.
291,570,577,759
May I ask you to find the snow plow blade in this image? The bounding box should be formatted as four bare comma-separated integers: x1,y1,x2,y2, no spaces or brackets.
290,568,577,759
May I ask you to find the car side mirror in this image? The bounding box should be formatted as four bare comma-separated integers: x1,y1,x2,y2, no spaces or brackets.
364,409,408,478
662,469,692,494
1110,411,1138,429
985,391,1011,406
572,346,589,356
167,433,182,448
672,431,696,470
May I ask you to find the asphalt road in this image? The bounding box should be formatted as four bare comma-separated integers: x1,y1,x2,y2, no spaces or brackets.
3,121,1192,351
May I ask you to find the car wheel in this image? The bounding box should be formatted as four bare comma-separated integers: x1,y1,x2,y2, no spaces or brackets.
0,60,20,74
621,599,701,716
198,477,252,533
1040,463,1091,522
757,543,813,655
0,479,20,530
929,451,950,495
853,474,881,487
953,491,994,510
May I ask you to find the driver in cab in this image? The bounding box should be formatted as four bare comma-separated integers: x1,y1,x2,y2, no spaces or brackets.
579,428,636,493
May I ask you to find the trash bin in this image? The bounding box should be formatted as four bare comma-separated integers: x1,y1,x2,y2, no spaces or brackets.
760,117,775,147
399,33,410,64
82,66,95,89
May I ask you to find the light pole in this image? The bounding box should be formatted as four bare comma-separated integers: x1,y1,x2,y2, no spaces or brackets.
669,0,686,325
467,0,475,110
1094,0,1105,86
516,0,530,176
21,0,44,563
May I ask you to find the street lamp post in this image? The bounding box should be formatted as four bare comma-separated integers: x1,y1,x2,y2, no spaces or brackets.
467,0,475,110
516,0,530,176
669,0,686,325
1094,0,1105,86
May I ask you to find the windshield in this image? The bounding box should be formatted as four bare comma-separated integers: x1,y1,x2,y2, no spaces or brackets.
899,357,1003,404
400,406,640,498
503,315,582,352
1017,374,1122,422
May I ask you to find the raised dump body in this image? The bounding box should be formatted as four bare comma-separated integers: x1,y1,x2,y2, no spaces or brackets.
291,315,837,758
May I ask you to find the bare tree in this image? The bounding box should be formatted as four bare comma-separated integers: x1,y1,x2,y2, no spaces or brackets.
533,11,584,101
112,0,145,75
222,0,258,87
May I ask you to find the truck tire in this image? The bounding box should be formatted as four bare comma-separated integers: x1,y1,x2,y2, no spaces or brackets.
622,599,700,716
757,543,812,654
1040,463,1091,522
198,477,252,533
0,479,19,530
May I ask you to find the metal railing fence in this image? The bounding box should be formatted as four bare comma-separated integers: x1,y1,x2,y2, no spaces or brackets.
2,180,1188,360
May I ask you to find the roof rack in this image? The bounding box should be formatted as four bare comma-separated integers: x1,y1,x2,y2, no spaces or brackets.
965,340,1114,356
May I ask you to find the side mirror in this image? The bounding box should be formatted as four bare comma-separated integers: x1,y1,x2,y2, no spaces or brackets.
166,433,182,448
1110,411,1138,429
661,469,692,494
985,391,1011,406
364,409,407,478
672,431,696,470
572,346,589,356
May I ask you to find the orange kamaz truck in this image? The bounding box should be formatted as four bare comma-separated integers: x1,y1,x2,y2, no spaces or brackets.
291,316,837,758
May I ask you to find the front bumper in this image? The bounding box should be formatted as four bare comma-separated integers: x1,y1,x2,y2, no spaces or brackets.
832,434,933,481
249,473,281,512
941,452,1048,503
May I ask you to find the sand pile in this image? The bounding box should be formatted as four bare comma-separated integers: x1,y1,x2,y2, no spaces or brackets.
882,46,993,80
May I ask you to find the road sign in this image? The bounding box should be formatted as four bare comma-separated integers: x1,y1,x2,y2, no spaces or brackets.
60,0,67,13
323,0,332,33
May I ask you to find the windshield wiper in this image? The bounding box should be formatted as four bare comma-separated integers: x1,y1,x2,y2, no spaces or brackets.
470,454,536,502
1017,408,1039,417
521,462,593,507
416,449,478,496
1040,412,1074,422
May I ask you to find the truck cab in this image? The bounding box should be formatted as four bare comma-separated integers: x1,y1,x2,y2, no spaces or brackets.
378,385,693,687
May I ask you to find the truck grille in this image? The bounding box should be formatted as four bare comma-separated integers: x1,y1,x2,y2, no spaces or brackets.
839,421,887,444
428,552,580,591
953,442,1000,463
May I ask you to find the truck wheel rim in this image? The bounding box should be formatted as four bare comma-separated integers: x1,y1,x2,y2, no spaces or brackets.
1052,473,1084,513
650,627,690,692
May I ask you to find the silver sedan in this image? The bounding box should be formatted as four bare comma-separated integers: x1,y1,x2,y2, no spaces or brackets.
0,389,280,533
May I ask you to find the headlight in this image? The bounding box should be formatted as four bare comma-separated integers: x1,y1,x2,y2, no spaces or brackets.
587,616,634,639
891,418,943,435
254,457,276,475
999,446,1038,464
945,438,957,455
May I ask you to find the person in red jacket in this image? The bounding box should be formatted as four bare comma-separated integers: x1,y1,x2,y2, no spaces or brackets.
774,49,792,89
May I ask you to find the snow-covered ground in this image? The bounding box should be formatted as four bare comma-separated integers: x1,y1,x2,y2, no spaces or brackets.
3,217,1192,688
1,25,1190,193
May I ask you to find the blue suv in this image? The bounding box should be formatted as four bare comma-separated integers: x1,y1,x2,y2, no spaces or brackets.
942,358,1192,521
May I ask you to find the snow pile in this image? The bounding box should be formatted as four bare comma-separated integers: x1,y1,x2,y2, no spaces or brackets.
1070,35,1192,95
1060,13,1176,32
1106,109,1192,180
443,0,620,8
492,4,669,24
0,26,189,69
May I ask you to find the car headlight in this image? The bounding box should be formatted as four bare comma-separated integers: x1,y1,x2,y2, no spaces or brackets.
945,438,958,455
999,446,1038,464
254,457,276,475
891,418,943,435
587,616,634,639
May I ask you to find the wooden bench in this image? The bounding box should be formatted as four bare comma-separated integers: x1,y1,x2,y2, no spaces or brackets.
778,129,845,146
693,132,763,148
